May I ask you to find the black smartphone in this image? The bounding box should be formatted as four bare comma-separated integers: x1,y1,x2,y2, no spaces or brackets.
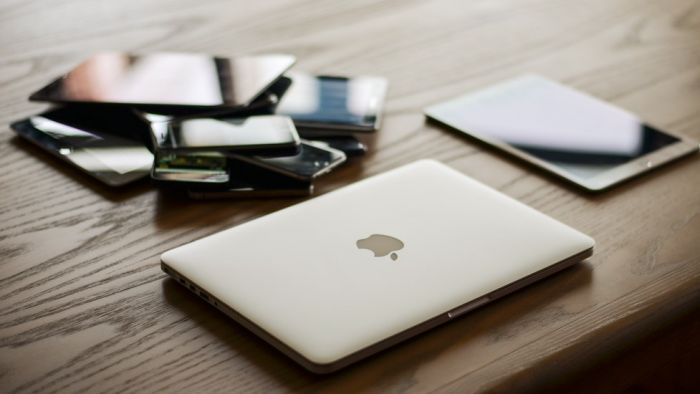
230,140,347,181
276,72,388,133
187,181,312,199
151,152,313,197
29,52,296,113
305,136,367,157
146,115,300,155
187,160,313,199
10,106,153,186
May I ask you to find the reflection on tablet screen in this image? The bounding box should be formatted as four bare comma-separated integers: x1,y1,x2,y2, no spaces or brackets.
426,75,680,179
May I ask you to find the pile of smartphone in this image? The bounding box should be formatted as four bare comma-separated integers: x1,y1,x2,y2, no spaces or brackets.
11,52,388,198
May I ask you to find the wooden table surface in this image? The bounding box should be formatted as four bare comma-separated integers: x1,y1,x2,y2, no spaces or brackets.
1,0,700,392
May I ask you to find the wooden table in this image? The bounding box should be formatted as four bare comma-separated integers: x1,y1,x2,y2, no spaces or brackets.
2,0,699,392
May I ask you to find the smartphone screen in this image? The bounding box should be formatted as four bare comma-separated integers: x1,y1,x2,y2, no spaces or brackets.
148,115,300,155
276,72,387,132
425,75,685,182
231,141,346,180
10,106,153,186
29,52,295,111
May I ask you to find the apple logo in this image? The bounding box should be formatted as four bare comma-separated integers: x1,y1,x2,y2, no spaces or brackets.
356,234,404,261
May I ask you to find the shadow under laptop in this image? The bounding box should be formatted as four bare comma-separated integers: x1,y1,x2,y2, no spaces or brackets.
161,258,594,391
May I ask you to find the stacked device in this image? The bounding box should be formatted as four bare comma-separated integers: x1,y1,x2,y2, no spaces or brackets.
11,52,388,198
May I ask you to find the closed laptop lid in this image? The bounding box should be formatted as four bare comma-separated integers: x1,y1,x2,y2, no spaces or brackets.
161,160,594,370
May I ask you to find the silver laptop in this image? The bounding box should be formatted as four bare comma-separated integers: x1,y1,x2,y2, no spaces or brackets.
161,160,594,373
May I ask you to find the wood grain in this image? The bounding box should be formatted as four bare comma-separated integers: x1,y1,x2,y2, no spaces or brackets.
1,0,700,392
